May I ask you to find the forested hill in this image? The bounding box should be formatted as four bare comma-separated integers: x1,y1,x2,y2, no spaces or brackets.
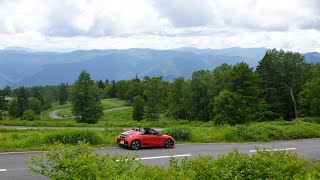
0,47,319,87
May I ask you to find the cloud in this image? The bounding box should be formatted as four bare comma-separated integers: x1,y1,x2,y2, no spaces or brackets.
0,0,319,52
153,0,213,27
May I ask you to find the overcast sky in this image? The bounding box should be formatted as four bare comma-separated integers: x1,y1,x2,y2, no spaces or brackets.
0,0,319,52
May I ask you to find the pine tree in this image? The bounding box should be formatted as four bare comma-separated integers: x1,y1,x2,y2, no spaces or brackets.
58,83,69,105
132,95,145,122
70,70,103,124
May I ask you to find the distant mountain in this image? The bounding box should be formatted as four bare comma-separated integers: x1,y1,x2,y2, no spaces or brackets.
0,47,318,87
303,52,320,64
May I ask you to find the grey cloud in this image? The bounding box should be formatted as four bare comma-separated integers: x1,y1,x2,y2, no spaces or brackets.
153,0,213,27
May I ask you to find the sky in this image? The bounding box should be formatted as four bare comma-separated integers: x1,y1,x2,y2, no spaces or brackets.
0,0,319,52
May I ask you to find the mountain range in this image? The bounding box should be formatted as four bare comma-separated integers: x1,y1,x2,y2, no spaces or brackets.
0,47,319,87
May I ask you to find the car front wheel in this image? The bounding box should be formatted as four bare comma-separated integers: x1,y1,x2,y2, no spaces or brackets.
164,139,174,148
131,140,141,150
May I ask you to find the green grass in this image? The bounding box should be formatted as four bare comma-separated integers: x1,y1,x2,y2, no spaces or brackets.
1,120,320,152
101,98,131,109
55,98,131,117
0,128,123,152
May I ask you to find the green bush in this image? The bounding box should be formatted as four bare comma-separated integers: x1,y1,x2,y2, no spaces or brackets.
29,142,320,179
162,126,191,141
22,109,37,121
44,130,102,145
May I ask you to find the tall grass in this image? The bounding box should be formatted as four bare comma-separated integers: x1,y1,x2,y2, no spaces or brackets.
0,129,123,152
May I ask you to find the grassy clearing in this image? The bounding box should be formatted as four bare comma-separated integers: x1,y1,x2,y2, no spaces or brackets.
29,142,320,179
54,98,131,117
0,128,123,152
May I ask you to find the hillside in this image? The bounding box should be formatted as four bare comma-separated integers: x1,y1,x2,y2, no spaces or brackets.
0,47,318,87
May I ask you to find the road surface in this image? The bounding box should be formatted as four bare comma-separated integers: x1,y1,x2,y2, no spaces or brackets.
1,138,320,180
49,106,132,119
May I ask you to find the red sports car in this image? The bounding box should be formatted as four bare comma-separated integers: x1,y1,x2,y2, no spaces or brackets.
117,128,175,150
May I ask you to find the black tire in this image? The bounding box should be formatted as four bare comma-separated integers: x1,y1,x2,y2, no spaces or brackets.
131,140,141,150
164,139,174,148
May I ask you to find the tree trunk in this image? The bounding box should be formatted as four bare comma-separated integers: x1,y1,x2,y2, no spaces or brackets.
289,87,298,118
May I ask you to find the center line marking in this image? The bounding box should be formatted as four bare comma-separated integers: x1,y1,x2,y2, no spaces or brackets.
250,148,296,153
116,154,192,162
0,169,7,172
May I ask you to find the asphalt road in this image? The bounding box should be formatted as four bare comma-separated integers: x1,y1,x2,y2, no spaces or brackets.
1,138,320,180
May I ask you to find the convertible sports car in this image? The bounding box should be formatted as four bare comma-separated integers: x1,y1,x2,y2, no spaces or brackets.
117,128,175,150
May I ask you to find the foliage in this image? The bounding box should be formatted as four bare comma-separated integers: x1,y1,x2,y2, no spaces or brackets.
299,64,320,116
44,130,102,144
162,126,191,141
213,90,245,125
27,97,42,114
28,142,320,179
188,70,213,121
256,49,311,119
58,83,69,105
132,95,145,122
144,77,168,120
21,109,37,121
70,70,103,124
9,86,29,117
0,89,6,120
167,77,189,119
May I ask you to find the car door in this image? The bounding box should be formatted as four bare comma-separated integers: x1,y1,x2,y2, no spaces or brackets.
147,128,164,146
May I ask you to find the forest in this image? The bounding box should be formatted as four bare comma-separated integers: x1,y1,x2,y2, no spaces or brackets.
0,49,319,125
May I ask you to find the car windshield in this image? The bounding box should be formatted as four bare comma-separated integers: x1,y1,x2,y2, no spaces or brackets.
143,128,159,135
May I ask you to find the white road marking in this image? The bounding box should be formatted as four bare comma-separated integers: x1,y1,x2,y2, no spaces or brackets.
250,148,296,153
0,169,7,172
116,154,192,162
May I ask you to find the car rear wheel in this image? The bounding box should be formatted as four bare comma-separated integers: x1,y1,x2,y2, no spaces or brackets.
131,140,141,150
164,139,173,148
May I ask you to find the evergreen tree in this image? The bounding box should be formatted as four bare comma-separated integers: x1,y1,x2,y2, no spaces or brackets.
70,70,103,124
256,49,310,119
9,87,29,117
27,97,42,115
0,89,6,120
132,95,145,122
58,83,69,105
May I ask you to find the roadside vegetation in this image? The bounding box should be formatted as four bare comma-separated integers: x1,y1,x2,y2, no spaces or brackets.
1,120,320,152
28,142,320,179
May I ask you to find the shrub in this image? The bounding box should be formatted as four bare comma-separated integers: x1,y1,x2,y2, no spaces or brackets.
44,130,101,145
22,109,37,121
29,143,320,179
162,126,191,141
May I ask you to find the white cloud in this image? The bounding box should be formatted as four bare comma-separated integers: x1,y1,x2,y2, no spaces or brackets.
0,0,319,52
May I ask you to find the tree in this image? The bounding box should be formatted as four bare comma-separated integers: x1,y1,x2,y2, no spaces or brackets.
132,95,145,122
188,70,213,121
256,49,310,119
227,62,269,122
27,97,42,115
96,80,105,90
2,86,12,96
144,77,168,120
58,83,69,105
167,77,188,119
213,90,245,125
42,89,55,110
299,64,320,116
9,87,29,117
22,109,37,121
0,89,6,120
70,70,103,124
